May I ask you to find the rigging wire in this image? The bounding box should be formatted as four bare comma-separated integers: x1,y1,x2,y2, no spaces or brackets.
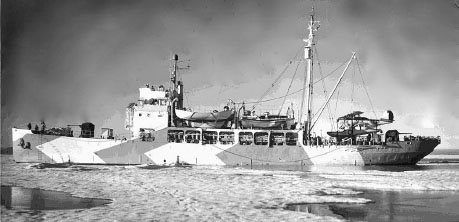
356,57,378,119
334,87,341,126
184,85,214,95
277,61,301,116
184,92,191,109
236,59,349,105
314,46,336,131
309,52,356,131
310,58,349,121
349,56,356,114
310,54,379,133
250,46,303,111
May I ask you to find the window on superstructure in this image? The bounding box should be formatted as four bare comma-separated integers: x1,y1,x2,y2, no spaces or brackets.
239,132,253,145
160,100,167,106
270,132,285,146
219,132,235,144
185,130,200,144
203,131,218,144
286,132,298,146
254,132,269,145
168,130,184,143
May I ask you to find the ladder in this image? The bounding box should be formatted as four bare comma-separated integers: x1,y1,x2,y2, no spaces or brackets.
37,135,43,162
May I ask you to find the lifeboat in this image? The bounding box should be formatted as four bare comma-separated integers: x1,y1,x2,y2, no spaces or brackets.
240,114,295,130
175,109,234,128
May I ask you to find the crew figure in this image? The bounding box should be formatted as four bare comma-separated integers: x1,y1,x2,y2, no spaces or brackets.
40,121,46,133
287,107,293,118
286,103,295,119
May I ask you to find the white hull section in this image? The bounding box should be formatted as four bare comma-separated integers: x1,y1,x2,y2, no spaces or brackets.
36,137,129,164
13,129,134,164
145,143,230,165
304,146,365,165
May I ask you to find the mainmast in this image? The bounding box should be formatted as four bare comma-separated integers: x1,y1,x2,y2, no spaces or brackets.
300,9,319,145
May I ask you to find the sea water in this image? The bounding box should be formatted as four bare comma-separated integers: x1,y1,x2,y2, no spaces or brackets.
1,185,111,210
1,149,458,221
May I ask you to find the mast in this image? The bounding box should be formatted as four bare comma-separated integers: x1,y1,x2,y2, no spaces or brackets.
300,8,318,145
170,54,178,92
169,54,179,127
168,54,186,127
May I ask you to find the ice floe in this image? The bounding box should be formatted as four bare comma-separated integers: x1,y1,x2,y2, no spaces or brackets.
1,155,458,221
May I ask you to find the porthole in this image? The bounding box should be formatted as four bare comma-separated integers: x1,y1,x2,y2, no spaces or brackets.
139,113,142,117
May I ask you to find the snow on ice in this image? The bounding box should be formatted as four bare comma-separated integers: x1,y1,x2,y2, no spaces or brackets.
1,155,458,221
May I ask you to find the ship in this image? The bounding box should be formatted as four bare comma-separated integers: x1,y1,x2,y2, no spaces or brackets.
11,11,440,166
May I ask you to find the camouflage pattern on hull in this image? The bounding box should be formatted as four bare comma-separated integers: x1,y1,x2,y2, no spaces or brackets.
12,128,440,166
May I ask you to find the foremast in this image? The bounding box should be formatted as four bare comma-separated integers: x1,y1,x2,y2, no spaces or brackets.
301,9,319,145
168,54,184,127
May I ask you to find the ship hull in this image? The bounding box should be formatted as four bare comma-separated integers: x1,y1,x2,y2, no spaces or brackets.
12,128,439,166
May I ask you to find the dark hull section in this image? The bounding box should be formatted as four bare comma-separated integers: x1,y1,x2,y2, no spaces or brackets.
94,129,170,164
94,140,155,165
358,140,439,165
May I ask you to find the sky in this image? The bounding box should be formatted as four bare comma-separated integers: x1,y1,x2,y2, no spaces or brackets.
2,0,458,148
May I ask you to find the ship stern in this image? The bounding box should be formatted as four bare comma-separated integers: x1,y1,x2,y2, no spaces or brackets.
359,137,440,165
